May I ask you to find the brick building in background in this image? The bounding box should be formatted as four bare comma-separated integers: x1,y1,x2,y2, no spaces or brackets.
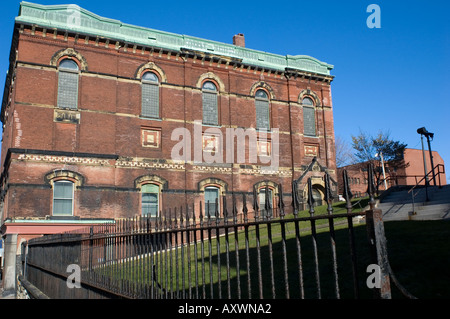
337,148,446,197
0,2,337,293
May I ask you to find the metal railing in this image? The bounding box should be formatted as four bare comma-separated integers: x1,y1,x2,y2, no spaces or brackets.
22,166,392,299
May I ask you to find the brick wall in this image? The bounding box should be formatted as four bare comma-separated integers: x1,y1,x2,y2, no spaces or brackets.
1,24,337,220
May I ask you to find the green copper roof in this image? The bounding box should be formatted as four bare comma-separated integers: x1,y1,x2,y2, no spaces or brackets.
15,2,334,76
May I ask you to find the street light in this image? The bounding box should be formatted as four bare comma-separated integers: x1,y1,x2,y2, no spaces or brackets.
375,151,387,190
417,127,436,186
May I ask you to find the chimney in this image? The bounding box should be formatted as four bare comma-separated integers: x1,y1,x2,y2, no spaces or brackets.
233,33,245,47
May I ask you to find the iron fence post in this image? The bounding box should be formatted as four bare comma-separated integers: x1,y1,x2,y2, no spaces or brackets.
365,208,392,299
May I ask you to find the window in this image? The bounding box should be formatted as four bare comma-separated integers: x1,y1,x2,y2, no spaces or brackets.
204,186,220,217
141,184,160,217
258,187,273,218
302,97,316,136
53,181,74,216
141,72,160,118
202,81,218,125
57,59,79,110
255,89,270,130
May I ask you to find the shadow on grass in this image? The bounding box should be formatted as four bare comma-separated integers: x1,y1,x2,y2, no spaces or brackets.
174,220,450,299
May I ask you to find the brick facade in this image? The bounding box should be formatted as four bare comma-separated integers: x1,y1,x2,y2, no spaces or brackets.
1,3,337,229
337,148,446,197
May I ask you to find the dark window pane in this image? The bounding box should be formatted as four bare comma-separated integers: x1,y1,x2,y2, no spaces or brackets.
302,97,314,106
303,107,316,136
53,181,74,216
256,99,270,130
57,70,78,109
202,81,217,91
255,90,268,99
202,91,218,125
204,187,219,216
59,59,79,71
141,83,159,118
142,72,159,82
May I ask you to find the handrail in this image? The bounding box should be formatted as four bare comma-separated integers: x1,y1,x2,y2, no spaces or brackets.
382,164,445,190
408,164,445,194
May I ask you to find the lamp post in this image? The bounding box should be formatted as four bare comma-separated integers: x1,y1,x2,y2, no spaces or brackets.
417,127,436,186
375,151,387,190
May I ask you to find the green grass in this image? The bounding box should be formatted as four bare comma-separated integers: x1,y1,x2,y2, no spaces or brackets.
97,198,450,299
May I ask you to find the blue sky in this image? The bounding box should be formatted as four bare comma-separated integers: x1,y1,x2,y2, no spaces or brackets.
0,0,449,182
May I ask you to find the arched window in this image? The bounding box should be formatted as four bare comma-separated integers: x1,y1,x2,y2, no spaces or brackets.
57,59,79,110
302,97,316,136
53,180,74,216
202,81,218,125
255,89,270,130
204,186,220,217
141,71,160,118
141,183,160,217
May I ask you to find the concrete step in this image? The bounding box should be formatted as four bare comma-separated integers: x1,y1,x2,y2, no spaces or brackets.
377,184,450,221
378,198,450,221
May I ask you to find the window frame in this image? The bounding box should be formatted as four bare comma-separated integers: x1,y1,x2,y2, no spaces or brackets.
52,180,75,216
302,97,316,137
141,183,160,218
57,58,80,110
204,186,220,218
202,80,219,126
141,71,161,119
255,89,270,131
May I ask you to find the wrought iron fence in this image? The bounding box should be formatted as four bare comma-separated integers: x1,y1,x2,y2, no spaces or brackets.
22,165,392,299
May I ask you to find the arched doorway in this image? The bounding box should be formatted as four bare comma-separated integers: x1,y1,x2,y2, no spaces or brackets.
311,186,324,207
303,183,325,208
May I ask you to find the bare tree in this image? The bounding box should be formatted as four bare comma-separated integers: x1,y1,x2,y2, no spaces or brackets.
335,135,356,167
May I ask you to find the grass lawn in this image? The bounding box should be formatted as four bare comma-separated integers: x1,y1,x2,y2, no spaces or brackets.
382,220,450,299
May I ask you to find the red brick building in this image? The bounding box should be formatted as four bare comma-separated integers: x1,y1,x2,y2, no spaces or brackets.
0,2,337,290
337,148,446,197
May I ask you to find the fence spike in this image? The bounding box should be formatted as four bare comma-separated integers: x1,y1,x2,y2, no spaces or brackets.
252,187,259,213
307,177,315,215
199,201,204,225
223,195,228,224
185,204,190,228
206,201,212,225
265,185,271,220
242,193,248,223
324,172,334,215
292,180,300,216
232,193,238,223
343,169,353,207
180,206,184,224
192,203,196,226
147,216,152,233
278,183,285,218
215,198,219,224
367,162,376,209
